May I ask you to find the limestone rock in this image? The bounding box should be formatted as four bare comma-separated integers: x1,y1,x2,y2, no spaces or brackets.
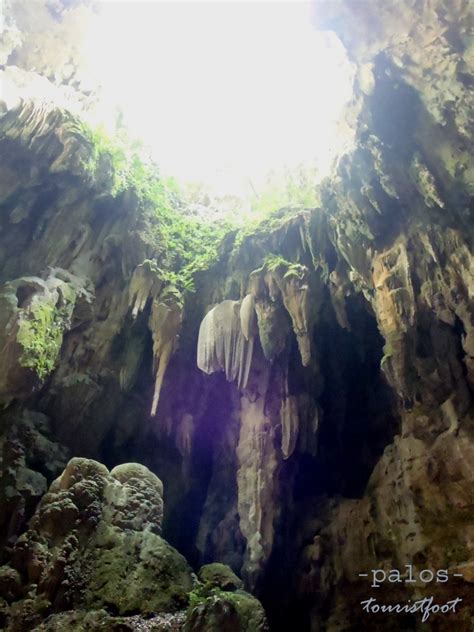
273,270,312,366
198,563,243,592
236,360,279,587
0,410,70,552
0,1,473,630
253,299,290,363
280,394,299,461
129,260,163,318
0,269,92,404
1,457,192,629
148,291,183,416
250,259,321,367
0,455,270,631
32,610,188,631
197,300,255,389
185,590,269,632
239,294,257,341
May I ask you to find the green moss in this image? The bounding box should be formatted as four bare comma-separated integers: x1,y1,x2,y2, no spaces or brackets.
220,592,267,630
232,206,303,253
61,373,95,388
17,299,69,380
444,539,470,566
198,564,243,591
185,584,268,632
85,530,194,615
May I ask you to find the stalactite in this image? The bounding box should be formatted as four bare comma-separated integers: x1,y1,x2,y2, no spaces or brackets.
236,361,279,588
240,293,257,341
128,260,163,318
197,298,256,389
148,297,182,416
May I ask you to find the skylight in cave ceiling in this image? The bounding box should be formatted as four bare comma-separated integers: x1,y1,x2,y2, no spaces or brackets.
84,0,354,198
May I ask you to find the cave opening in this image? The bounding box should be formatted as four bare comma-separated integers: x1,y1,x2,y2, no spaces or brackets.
1,1,473,631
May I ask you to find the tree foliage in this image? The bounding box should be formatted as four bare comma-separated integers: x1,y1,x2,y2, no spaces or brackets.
67,116,321,294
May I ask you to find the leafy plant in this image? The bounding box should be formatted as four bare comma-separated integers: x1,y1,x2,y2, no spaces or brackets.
65,114,320,295
17,301,69,380
259,254,307,280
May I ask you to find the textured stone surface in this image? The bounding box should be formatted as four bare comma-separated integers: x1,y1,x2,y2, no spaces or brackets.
0,0,473,630
0,410,70,559
0,456,267,631
1,457,181,629
184,590,269,632
0,269,92,404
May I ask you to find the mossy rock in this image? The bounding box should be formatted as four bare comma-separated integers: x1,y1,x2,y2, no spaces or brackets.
17,297,70,381
185,585,268,632
83,527,195,615
198,563,243,591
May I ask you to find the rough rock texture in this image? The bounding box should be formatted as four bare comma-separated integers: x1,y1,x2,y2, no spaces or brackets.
186,563,268,632
0,457,267,631
0,410,70,559
1,458,173,627
185,590,268,632
0,0,473,631
0,268,93,404
0,93,186,458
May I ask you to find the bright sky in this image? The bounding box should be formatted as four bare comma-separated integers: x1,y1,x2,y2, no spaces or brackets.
85,1,353,197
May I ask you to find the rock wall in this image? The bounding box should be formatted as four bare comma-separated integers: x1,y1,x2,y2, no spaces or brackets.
0,0,473,630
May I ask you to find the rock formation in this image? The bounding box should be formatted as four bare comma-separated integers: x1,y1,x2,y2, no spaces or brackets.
0,0,473,630
0,457,266,631
197,299,256,389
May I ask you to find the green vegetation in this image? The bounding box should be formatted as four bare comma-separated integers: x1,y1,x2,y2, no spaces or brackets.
250,163,320,216
262,254,307,280
17,300,69,380
186,583,267,631
231,205,310,255
65,116,233,293
65,115,320,294
139,204,232,292
198,563,243,591
188,585,223,609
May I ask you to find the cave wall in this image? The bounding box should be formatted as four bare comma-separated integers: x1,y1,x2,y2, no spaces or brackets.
0,0,473,630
